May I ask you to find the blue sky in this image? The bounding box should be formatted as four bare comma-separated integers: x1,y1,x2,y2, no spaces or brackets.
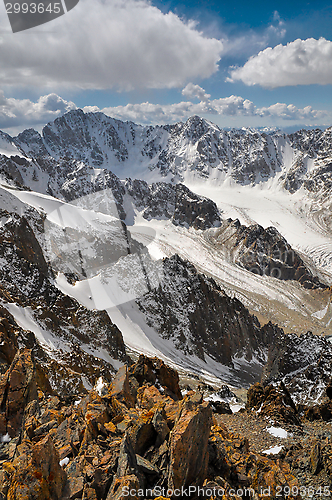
1,0,332,132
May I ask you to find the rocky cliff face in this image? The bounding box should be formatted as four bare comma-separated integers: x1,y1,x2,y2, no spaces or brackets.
125,179,221,229
137,255,286,386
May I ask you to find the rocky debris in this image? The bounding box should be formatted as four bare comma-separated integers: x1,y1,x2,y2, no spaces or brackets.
212,218,327,289
208,421,300,499
278,427,332,496
125,179,221,230
219,407,332,498
137,255,284,386
0,354,303,500
246,382,300,426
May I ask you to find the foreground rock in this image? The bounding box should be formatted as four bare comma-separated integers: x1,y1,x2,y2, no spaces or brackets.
0,349,38,437
0,351,304,500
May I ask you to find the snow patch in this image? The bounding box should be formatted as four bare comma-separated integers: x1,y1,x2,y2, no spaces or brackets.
262,445,283,455
0,433,11,443
59,457,69,467
94,377,106,396
266,426,291,439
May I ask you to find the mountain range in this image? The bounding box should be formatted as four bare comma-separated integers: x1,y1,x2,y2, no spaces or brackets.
0,110,331,404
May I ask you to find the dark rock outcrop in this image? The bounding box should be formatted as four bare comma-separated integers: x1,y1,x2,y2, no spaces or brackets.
128,355,182,401
213,218,327,289
125,179,221,230
262,331,332,405
246,382,300,426
137,255,283,386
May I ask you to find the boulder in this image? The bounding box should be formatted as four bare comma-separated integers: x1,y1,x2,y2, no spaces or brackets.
5,435,65,499
246,382,300,425
129,355,182,401
168,399,212,490
0,349,38,437
109,365,135,408
310,441,322,475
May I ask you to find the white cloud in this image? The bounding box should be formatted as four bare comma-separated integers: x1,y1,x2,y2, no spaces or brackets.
94,85,326,124
0,0,223,91
182,83,210,102
258,103,326,120
0,93,76,129
228,37,332,88
0,88,326,132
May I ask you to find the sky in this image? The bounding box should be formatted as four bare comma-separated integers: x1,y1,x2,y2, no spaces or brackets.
1,0,332,133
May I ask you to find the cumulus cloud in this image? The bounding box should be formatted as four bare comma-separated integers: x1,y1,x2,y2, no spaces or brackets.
182,83,211,101
258,103,326,120
228,37,332,88
0,93,76,129
0,0,223,90
91,85,326,124
0,88,326,132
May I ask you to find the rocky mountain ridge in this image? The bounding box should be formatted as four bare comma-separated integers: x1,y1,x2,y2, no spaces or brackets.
0,112,330,393
4,109,332,200
211,218,328,289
